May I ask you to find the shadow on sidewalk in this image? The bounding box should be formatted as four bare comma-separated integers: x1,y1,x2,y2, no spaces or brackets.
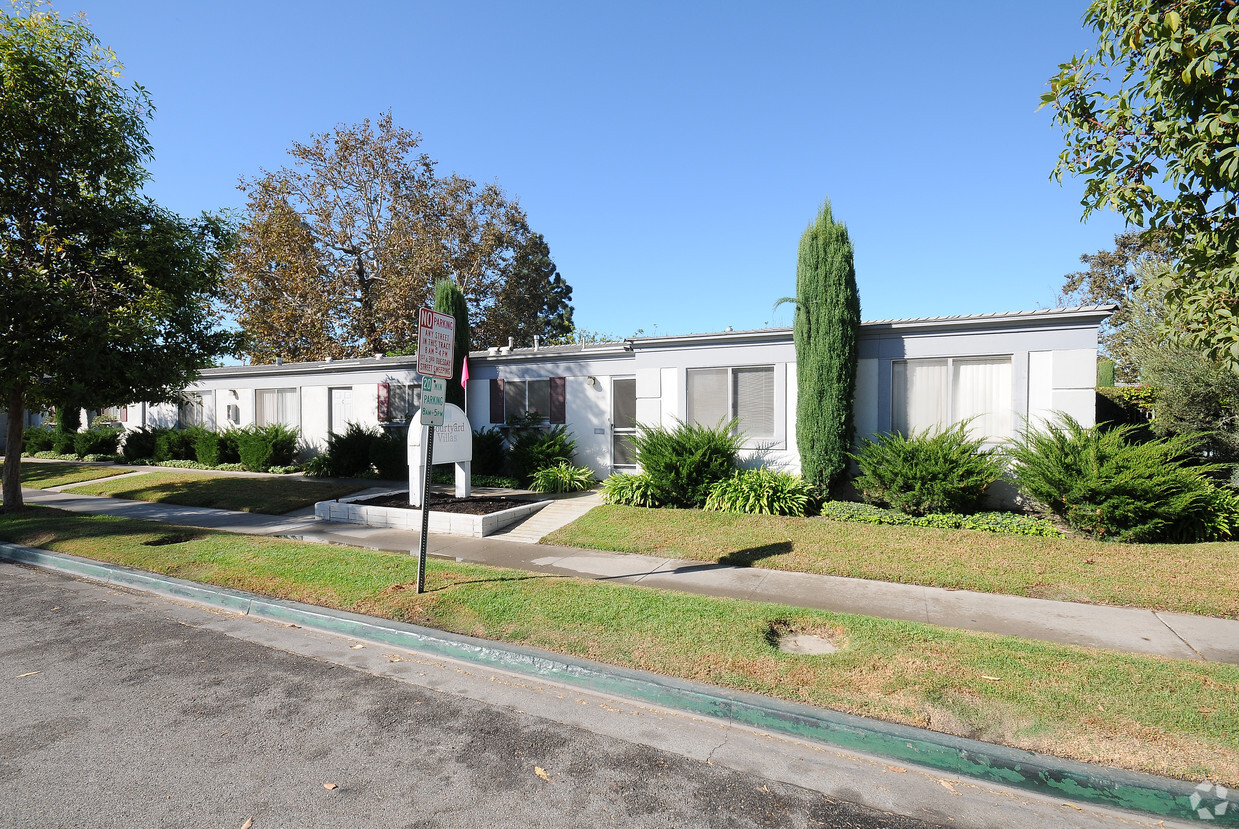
719,540,793,567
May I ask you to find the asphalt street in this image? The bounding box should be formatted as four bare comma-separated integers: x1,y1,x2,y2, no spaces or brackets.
0,563,942,829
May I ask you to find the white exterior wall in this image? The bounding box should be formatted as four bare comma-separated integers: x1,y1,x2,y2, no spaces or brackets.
1027,349,1099,430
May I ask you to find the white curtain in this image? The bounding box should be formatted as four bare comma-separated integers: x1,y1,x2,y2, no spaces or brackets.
257,388,296,427
892,360,948,435
953,358,1012,441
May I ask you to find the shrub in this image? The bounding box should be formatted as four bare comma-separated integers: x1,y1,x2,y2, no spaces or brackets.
1007,414,1236,542
121,427,159,464
851,423,1005,517
195,428,243,466
154,427,201,462
705,469,815,517
237,424,300,472
508,425,576,482
370,426,409,481
629,418,742,508
324,423,379,477
22,426,55,453
73,427,122,457
471,427,507,476
600,472,662,507
816,500,1064,538
51,429,76,455
530,463,596,493
303,454,334,478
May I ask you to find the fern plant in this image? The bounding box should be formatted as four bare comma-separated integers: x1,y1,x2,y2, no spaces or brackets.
851,422,1005,516
705,469,815,516
1007,414,1237,542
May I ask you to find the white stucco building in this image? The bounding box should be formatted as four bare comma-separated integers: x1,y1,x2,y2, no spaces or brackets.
66,304,1113,477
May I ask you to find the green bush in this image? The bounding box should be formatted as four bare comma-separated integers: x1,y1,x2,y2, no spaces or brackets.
303,454,334,478
21,426,55,453
1007,414,1237,542
600,472,662,507
370,427,409,481
429,469,519,489
324,423,379,477
851,423,1005,517
629,418,742,508
51,429,76,455
237,424,300,472
508,425,577,482
530,463,596,493
73,427,122,457
816,500,1064,538
195,428,243,466
471,427,507,476
121,427,158,464
705,469,815,517
154,427,201,462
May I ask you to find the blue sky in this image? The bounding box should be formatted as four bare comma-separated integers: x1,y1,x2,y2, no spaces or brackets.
79,0,1129,341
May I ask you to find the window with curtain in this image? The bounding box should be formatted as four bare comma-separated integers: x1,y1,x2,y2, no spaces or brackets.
892,357,1011,441
686,366,775,439
255,388,297,427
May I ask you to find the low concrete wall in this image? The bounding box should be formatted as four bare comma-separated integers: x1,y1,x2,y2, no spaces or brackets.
315,492,548,538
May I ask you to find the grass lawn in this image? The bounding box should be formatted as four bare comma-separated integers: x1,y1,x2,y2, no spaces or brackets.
544,506,1239,619
67,470,368,514
0,460,133,490
0,505,1236,786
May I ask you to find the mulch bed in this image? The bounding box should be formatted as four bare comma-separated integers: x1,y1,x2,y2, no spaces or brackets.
356,492,541,515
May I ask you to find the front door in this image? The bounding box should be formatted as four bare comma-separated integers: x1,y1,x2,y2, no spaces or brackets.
329,387,352,435
611,377,636,470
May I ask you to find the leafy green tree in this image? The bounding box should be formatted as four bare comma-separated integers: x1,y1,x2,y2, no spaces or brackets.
1043,1,1239,368
1058,228,1172,381
480,232,574,347
1,4,236,511
433,279,470,410
782,202,861,491
227,113,532,362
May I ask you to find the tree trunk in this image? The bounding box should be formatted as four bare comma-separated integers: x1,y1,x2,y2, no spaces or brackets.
2,387,26,512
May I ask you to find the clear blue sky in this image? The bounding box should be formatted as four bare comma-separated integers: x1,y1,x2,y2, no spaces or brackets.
79,0,1129,341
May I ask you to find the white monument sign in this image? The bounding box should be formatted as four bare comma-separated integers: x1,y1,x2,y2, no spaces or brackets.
408,403,472,505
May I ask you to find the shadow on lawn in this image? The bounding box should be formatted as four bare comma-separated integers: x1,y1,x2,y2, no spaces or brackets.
718,540,793,567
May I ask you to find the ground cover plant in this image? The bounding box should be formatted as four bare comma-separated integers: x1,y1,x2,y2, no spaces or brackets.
545,505,1239,618
0,506,1235,786
0,461,132,491
705,469,814,517
68,471,365,514
529,462,595,493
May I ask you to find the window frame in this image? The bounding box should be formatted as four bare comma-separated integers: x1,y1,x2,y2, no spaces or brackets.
890,355,1013,444
684,364,782,448
255,387,298,428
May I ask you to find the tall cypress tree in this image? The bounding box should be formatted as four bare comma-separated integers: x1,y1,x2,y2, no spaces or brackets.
432,279,470,410
791,202,860,491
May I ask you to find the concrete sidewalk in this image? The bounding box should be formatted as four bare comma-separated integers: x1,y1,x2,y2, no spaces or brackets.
18,486,1239,665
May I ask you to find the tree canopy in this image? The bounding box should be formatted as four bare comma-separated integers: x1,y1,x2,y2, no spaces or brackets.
483,232,574,347
1,2,235,511
1043,1,1239,368
226,114,573,362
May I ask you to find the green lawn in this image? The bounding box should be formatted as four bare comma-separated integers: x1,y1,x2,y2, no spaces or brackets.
0,505,1235,786
0,460,133,490
544,506,1239,619
67,470,368,514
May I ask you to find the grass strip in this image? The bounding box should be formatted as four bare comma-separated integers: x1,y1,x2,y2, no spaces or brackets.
1,461,134,490
1,505,1236,786
67,470,368,514
545,505,1239,619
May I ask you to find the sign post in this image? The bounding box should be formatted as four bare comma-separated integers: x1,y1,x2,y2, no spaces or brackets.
415,308,455,593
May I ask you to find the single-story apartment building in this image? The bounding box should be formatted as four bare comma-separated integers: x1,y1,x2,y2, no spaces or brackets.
40,304,1112,476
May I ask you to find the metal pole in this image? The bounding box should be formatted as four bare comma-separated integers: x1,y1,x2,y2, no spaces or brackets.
416,425,435,594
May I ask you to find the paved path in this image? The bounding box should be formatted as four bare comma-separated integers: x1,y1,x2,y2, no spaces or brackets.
17,486,1239,665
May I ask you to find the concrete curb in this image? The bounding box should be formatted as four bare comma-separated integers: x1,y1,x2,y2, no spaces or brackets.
2,541,1231,826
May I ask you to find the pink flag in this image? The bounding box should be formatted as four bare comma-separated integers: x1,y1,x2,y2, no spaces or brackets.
460,355,469,388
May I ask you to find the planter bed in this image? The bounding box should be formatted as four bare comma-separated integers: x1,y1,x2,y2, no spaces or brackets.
315,490,549,537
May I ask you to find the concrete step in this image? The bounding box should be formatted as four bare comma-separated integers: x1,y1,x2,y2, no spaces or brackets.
490,491,602,543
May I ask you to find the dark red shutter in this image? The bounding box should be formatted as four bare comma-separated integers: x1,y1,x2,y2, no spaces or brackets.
377,383,390,422
549,377,566,424
489,379,505,423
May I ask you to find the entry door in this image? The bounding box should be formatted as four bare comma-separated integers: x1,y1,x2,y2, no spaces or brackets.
611,377,637,469
329,387,352,435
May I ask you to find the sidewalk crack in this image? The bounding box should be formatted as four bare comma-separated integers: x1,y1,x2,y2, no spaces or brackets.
1153,611,1206,660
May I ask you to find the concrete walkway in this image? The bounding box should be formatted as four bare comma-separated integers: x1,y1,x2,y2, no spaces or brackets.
17,486,1239,665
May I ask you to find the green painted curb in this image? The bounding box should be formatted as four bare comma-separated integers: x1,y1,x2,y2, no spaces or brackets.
2,542,1233,825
